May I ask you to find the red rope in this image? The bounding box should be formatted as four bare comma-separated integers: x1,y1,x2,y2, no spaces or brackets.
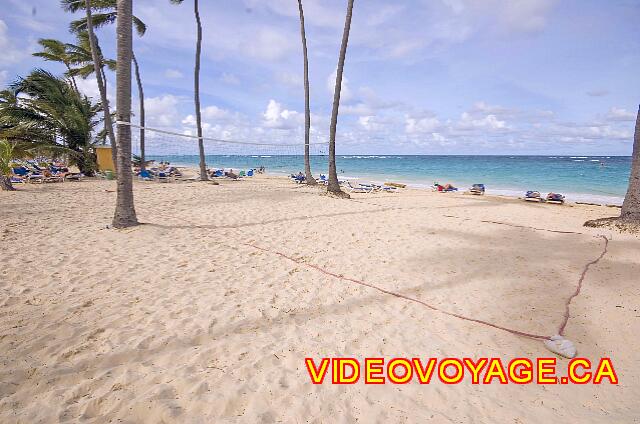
244,243,549,340
243,234,609,342
557,235,609,335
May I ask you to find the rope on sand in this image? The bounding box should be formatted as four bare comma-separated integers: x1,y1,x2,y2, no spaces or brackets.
557,235,610,336
242,234,610,348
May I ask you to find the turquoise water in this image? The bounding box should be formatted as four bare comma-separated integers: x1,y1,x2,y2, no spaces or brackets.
147,154,632,205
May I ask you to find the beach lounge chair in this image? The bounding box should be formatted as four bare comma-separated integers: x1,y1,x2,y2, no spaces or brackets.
546,193,565,204
239,170,246,177
26,173,45,183
43,170,64,183
318,174,328,185
139,169,154,181
211,169,224,178
247,169,254,177
470,183,485,195
12,166,30,178
343,180,373,193
157,171,170,182
64,173,83,181
524,191,543,202
434,183,458,192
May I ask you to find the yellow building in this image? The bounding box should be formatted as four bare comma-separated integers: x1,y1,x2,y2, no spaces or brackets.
95,145,115,172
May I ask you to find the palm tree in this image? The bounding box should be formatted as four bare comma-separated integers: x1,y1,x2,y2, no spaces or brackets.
60,0,118,171
621,105,640,222
64,32,116,84
170,0,208,181
326,0,355,197
297,0,316,185
33,39,79,92
67,0,148,171
0,70,103,175
112,0,138,228
132,52,146,170
0,139,17,191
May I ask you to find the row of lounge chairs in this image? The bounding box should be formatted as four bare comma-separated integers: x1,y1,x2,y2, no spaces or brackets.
524,191,565,204
435,183,484,194
342,180,398,193
290,173,398,193
210,168,255,179
11,163,83,184
137,166,184,182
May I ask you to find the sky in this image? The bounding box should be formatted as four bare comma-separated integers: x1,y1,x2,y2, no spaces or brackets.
1,0,639,155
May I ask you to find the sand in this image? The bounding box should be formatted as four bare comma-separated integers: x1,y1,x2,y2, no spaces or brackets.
1,176,639,423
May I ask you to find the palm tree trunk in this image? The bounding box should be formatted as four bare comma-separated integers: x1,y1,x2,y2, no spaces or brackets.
84,0,117,172
0,175,15,191
621,104,640,222
194,0,208,181
132,51,146,171
326,0,354,197
113,0,138,228
65,63,79,93
297,0,316,185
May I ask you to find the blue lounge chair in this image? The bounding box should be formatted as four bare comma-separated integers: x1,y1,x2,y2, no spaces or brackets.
343,180,372,193
470,183,485,195
139,169,153,181
524,191,542,202
546,193,565,204
13,167,29,177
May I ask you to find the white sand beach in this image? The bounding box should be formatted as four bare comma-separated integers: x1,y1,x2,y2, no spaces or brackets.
1,176,639,423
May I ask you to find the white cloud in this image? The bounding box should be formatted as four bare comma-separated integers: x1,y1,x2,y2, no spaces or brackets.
457,112,508,130
405,115,441,134
262,99,302,129
146,94,182,127
605,107,636,122
75,77,101,100
326,70,352,102
164,69,184,79
343,103,375,116
358,116,381,131
244,27,295,61
276,71,302,88
201,105,232,120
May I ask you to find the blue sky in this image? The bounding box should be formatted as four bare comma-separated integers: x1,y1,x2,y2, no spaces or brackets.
1,0,639,154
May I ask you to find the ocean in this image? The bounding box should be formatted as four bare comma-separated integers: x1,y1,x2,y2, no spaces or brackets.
146,154,632,205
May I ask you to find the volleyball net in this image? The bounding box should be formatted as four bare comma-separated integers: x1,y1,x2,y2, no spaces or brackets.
121,122,330,175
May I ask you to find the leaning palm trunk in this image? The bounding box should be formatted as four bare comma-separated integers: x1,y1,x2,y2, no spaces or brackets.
65,64,79,93
132,52,146,171
112,0,138,228
326,0,354,197
297,0,316,185
194,0,208,181
0,176,15,191
84,0,117,172
621,105,640,222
